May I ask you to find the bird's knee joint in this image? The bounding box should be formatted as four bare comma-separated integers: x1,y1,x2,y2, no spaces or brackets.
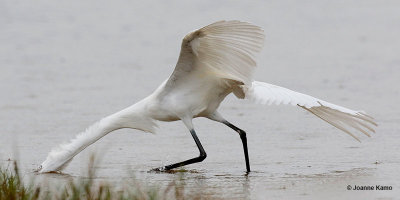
198,152,207,161
238,130,247,137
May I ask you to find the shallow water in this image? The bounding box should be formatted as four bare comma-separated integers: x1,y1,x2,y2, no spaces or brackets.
1,0,400,199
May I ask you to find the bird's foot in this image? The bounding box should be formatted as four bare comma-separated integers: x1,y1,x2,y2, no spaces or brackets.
149,166,167,173
149,166,190,174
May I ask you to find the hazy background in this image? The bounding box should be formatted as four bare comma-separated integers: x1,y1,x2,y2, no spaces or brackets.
1,0,399,199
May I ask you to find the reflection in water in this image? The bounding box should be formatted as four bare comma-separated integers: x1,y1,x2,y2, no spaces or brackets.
27,165,377,199
242,175,251,199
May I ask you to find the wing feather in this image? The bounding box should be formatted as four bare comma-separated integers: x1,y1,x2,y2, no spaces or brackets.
167,20,265,87
245,81,377,141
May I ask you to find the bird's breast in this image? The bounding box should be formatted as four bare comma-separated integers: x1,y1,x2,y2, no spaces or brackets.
147,79,230,121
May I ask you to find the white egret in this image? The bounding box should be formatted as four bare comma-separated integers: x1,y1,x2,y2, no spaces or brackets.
38,20,377,173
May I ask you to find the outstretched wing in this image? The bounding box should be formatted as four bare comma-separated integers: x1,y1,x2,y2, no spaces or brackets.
244,81,377,141
166,20,265,88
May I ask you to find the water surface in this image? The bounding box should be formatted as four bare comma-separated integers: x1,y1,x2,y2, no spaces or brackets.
1,1,399,199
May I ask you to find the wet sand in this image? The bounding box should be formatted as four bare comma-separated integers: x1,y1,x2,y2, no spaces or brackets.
1,0,400,199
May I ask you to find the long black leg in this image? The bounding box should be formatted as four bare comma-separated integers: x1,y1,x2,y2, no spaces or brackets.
223,121,250,173
152,129,207,171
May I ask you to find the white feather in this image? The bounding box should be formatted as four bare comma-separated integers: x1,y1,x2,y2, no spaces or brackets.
166,20,265,89
38,20,377,173
39,101,157,173
244,81,377,141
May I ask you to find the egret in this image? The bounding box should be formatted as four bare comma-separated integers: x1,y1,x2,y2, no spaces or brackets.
38,20,377,173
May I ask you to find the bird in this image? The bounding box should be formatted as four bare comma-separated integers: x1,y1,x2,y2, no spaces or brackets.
38,20,377,173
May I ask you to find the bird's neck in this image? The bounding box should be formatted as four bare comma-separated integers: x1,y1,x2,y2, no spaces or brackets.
107,99,158,133
38,99,157,172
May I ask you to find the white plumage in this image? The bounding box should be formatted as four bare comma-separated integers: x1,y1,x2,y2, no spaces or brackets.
38,20,376,173
244,81,376,141
187,21,264,85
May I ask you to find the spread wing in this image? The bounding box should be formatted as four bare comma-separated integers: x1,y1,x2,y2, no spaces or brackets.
166,20,265,88
244,81,377,141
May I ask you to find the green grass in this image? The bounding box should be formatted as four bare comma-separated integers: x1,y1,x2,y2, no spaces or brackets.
0,158,212,200
1,161,40,200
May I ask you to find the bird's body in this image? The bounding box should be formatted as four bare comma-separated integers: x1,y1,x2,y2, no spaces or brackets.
38,21,377,173
148,77,229,122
